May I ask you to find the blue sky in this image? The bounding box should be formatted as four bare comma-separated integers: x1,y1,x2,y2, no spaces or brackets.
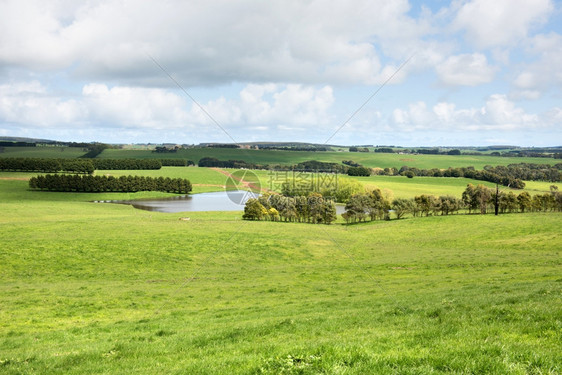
0,0,561,146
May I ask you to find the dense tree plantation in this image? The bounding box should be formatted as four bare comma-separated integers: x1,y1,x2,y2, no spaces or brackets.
0,157,94,173
160,158,195,166
91,158,162,170
28,174,192,193
0,157,196,172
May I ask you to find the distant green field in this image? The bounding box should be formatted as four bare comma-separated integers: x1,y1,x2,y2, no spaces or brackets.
0,177,560,374
98,148,557,169
0,146,86,158
1,146,557,170
341,175,558,199
3,167,558,199
95,167,228,193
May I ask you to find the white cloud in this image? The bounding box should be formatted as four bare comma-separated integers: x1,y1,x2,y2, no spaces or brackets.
0,81,85,127
0,0,433,86
436,53,496,86
512,32,562,97
453,0,553,48
390,94,544,131
0,81,334,139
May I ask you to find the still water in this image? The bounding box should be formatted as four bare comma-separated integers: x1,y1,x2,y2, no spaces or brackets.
99,190,256,213
100,190,346,214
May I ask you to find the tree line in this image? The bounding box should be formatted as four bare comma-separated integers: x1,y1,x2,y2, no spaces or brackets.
0,158,95,173
198,157,348,173
243,183,561,225
342,184,561,223
29,174,192,193
91,158,162,170
0,157,195,172
259,145,331,151
160,159,195,166
243,193,337,224
375,163,562,187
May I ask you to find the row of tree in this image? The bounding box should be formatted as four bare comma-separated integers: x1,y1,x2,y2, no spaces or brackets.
341,184,561,223
243,193,337,224
91,158,162,170
375,163,562,187
29,174,192,193
0,157,200,172
244,184,561,225
80,143,109,158
0,158,95,173
259,145,331,151
197,157,349,173
347,166,371,176
160,159,195,166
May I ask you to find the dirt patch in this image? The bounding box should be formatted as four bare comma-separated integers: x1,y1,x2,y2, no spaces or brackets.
399,158,415,162
0,177,29,181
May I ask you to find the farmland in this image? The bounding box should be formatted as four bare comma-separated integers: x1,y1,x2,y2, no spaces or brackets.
0,148,561,374
1,145,558,169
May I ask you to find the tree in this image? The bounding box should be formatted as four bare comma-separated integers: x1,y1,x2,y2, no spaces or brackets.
368,189,390,220
475,184,492,214
322,200,338,224
344,194,371,223
438,195,461,215
414,194,438,216
462,184,491,214
242,198,267,220
392,198,413,219
517,191,532,213
347,166,371,176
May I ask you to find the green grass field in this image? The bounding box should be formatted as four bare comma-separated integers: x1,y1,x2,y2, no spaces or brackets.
1,146,557,170
2,167,558,199
97,148,556,169
0,146,87,159
0,176,561,374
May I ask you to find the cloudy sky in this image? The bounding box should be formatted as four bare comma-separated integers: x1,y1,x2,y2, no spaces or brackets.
1,0,561,146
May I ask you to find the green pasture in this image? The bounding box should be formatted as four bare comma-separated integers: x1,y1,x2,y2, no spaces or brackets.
0,177,560,374
3,167,559,199
98,148,556,169
342,175,558,199
0,146,87,159
95,167,228,194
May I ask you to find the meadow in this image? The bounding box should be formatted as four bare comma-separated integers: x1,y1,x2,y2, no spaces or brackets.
0,146,87,159
2,166,558,199
1,146,561,374
1,173,561,374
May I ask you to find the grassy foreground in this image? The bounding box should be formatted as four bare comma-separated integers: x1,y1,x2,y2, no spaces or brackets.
0,178,561,374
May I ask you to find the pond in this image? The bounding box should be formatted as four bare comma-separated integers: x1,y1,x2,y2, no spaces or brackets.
98,190,257,213
98,190,346,214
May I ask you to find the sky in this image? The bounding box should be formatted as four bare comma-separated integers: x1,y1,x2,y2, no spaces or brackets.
0,0,561,147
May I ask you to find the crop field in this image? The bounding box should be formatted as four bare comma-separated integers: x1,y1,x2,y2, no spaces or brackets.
1,173,562,374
